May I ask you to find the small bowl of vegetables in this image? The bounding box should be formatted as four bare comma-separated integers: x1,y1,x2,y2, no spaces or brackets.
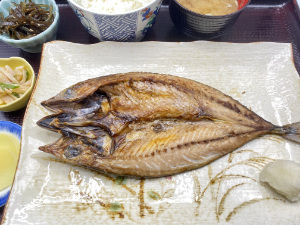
0,0,59,53
0,57,35,112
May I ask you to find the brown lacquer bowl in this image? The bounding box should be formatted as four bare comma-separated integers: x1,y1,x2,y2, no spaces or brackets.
169,0,251,38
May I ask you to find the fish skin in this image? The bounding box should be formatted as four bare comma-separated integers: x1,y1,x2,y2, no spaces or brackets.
37,72,298,177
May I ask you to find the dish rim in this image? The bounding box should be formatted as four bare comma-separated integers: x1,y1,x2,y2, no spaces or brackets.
0,121,22,207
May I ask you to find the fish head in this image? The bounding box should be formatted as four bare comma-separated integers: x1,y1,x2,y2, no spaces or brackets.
39,130,114,166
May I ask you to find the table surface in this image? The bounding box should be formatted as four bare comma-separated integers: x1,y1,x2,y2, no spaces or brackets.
1,0,300,223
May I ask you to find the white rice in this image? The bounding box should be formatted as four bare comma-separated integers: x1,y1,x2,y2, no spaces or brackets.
73,0,154,14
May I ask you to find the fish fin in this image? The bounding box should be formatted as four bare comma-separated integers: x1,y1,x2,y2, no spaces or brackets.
279,122,300,143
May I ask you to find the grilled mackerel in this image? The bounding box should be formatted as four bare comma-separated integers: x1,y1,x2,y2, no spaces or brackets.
37,72,300,177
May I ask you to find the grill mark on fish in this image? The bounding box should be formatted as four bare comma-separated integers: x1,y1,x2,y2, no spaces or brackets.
217,100,241,114
130,130,265,160
218,99,262,125
37,72,300,177
244,112,258,123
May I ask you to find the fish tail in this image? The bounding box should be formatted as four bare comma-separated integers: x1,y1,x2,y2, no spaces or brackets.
272,122,300,143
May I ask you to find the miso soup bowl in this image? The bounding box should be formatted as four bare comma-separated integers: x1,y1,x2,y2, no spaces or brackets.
67,0,163,41
169,0,251,38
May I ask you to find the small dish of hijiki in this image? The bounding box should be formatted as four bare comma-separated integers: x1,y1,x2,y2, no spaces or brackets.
0,0,59,53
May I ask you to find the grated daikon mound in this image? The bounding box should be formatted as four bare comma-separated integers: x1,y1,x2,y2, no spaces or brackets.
260,160,300,202
73,0,154,14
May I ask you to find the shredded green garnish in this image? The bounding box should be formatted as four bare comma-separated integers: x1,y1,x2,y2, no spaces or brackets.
0,65,31,105
12,92,20,98
0,82,20,91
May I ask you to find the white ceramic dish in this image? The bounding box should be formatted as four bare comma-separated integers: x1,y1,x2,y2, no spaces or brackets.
2,41,300,224
0,121,21,207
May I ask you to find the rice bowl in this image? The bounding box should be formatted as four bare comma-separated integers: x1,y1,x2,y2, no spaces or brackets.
67,0,162,41
73,0,155,14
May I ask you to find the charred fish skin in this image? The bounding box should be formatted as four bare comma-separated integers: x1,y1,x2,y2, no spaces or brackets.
41,73,271,127
37,72,300,177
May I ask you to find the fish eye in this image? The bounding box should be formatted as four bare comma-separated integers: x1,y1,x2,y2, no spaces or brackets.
64,88,74,99
152,122,164,133
64,145,82,158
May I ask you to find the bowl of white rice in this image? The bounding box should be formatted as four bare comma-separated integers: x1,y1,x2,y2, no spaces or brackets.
67,0,163,41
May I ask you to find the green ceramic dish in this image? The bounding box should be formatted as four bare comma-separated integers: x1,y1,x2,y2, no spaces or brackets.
0,57,36,112
0,0,59,53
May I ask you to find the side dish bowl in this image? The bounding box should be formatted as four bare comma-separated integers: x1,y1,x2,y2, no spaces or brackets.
0,121,21,207
67,0,162,41
0,0,60,53
0,57,35,112
0,186,10,207
169,0,251,38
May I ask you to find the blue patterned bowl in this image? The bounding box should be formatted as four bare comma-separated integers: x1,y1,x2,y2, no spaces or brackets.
0,0,59,53
67,0,162,41
0,121,21,207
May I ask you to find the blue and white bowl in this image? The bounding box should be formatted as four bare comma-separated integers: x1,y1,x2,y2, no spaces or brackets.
0,186,10,207
0,0,60,53
0,121,21,207
67,0,162,41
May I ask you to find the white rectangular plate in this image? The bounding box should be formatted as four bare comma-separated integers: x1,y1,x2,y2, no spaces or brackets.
2,41,300,225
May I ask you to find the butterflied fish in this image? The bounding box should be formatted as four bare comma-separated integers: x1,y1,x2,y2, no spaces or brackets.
37,72,300,177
